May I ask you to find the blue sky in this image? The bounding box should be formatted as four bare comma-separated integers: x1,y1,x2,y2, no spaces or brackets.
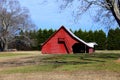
18,0,111,32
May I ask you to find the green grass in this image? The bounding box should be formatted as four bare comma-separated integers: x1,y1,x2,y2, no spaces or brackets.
0,53,29,57
1,53,120,74
2,65,56,74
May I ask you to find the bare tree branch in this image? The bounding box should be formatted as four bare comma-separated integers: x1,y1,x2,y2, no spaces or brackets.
56,0,120,27
0,0,35,51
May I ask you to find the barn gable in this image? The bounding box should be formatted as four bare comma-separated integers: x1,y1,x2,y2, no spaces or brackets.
41,26,97,54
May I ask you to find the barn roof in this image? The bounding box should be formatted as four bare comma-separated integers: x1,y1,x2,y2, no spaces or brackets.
42,26,97,48
64,26,97,48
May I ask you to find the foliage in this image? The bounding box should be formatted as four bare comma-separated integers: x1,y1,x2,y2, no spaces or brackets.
94,30,106,50
36,28,55,50
74,29,106,50
107,28,120,50
7,29,55,50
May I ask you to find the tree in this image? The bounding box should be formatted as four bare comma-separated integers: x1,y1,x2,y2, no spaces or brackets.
36,28,55,50
74,29,83,39
0,0,35,51
107,28,120,50
87,30,94,42
74,29,106,50
94,30,106,50
57,0,120,27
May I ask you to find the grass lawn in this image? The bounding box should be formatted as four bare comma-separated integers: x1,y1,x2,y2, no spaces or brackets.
0,53,28,57
1,52,120,74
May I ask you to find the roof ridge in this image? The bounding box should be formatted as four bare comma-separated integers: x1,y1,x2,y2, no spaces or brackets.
63,26,97,48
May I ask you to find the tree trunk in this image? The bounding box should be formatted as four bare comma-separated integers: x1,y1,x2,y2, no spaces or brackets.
0,37,8,51
111,7,120,27
4,41,8,51
109,0,120,27
0,40,4,51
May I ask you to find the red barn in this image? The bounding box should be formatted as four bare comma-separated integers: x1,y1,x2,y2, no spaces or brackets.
41,26,97,54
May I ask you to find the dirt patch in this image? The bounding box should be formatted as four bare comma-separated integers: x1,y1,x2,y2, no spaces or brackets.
0,53,53,69
0,71,120,80
116,58,120,63
0,56,45,68
0,57,35,67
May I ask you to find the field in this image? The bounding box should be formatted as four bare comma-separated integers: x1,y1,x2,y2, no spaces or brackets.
0,51,120,80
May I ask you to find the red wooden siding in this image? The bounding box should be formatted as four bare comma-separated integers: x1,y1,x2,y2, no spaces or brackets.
88,48,94,54
41,27,78,54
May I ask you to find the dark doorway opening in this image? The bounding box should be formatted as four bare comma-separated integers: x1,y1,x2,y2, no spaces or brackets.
72,43,86,53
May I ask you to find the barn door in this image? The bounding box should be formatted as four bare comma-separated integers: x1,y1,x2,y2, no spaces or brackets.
72,43,86,53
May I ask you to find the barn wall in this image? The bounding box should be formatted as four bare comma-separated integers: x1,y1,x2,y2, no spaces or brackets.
88,48,94,53
41,28,78,54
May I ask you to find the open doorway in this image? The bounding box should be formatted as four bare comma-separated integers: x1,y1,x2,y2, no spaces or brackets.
72,43,86,53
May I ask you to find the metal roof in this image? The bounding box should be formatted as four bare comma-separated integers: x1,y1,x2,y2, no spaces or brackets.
64,26,97,48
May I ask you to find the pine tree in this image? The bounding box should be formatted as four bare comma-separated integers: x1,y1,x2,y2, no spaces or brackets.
107,28,120,50
94,30,106,50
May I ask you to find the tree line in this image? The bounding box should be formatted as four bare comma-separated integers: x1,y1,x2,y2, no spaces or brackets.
74,28,120,50
8,27,120,51
75,28,120,50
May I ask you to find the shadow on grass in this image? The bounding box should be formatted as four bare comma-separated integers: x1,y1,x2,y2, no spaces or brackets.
40,60,93,69
93,53,120,60
81,58,105,62
40,53,120,67
41,55,106,65
46,61,92,65
42,58,105,66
